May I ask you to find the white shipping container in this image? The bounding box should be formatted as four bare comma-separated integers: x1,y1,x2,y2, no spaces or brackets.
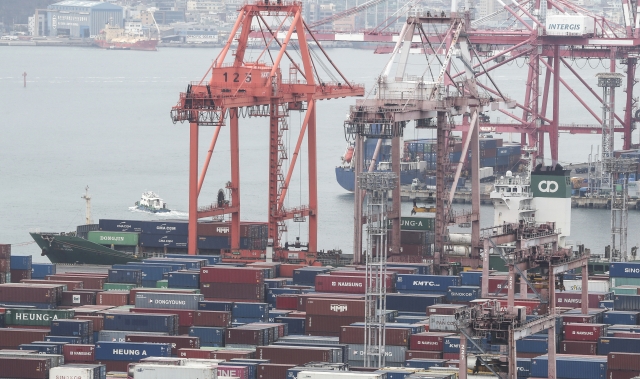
546,15,594,36
50,367,96,379
429,314,458,331
297,371,384,379
563,279,610,292
133,364,218,379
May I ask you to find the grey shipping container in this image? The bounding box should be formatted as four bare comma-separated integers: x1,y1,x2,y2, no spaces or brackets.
98,330,168,342
428,314,458,332
135,292,204,310
347,344,407,363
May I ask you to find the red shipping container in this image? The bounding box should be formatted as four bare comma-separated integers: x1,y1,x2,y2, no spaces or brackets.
75,315,104,331
279,264,307,278
297,293,364,311
559,340,597,355
211,349,255,360
125,334,199,356
193,310,231,327
340,326,410,346
306,315,363,334
200,266,264,283
0,244,10,258
99,360,130,372
96,291,129,306
128,288,199,305
487,276,510,294
61,291,96,306
275,294,299,310
561,315,596,325
410,332,454,351
63,344,95,362
0,258,10,272
0,283,61,304
227,328,266,345
608,352,640,371
257,364,296,379
406,350,443,360
563,323,607,341
47,274,105,289
328,271,396,281
443,353,459,360
256,346,333,365
494,299,543,315
10,269,31,283
306,298,366,317
0,357,49,379
315,274,394,294
0,328,50,349
200,282,264,300
130,308,194,327
178,348,214,359
556,292,608,308
613,332,640,338
606,370,640,379
21,279,84,290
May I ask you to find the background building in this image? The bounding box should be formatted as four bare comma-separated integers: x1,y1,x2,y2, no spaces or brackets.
46,1,122,38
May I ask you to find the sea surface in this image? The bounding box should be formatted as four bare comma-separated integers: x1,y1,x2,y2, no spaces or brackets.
1,46,638,262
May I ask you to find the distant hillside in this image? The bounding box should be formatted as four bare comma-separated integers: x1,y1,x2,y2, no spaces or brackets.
0,0,58,26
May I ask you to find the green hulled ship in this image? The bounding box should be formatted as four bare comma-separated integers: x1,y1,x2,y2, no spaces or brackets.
30,232,142,265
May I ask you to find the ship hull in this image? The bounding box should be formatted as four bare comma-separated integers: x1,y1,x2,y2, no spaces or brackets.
93,39,158,51
30,233,142,265
135,205,170,213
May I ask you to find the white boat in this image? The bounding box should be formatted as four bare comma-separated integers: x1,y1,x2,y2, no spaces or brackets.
134,191,170,213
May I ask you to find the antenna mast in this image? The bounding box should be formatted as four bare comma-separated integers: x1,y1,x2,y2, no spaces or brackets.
81,186,92,225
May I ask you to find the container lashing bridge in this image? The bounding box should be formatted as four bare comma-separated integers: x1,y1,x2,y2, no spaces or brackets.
170,1,364,262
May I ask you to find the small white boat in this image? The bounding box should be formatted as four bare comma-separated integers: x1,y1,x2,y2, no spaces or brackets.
135,191,170,213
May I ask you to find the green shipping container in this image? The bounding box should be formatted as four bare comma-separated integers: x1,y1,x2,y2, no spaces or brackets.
611,285,640,295
87,231,139,246
156,280,168,288
388,217,435,231
611,277,640,287
5,308,74,326
103,283,137,291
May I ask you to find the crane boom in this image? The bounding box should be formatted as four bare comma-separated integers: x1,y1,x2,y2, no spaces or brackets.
309,0,389,29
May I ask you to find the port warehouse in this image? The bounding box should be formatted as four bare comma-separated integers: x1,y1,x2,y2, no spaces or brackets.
3,244,640,377
44,1,123,38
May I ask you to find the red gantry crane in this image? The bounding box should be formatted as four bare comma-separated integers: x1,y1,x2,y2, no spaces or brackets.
170,1,364,261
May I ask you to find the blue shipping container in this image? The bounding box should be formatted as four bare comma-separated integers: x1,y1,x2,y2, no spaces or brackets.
103,313,177,335
141,221,189,235
386,293,443,312
95,341,171,361
599,300,614,309
446,286,480,302
388,263,429,275
189,326,225,347
99,219,144,233
292,267,331,285
610,262,640,278
274,316,305,335
460,271,482,286
199,301,233,312
112,264,174,281
517,358,531,378
139,234,188,248
395,275,460,292
168,271,200,289
613,295,640,311
31,263,56,279
26,342,66,354
516,337,548,353
165,254,221,265
108,269,142,285
530,355,606,379
19,344,58,354
598,337,640,354
10,255,32,270
603,311,639,325
232,302,269,319
404,359,446,369
144,258,205,270
198,236,230,250
45,335,85,344
51,319,91,337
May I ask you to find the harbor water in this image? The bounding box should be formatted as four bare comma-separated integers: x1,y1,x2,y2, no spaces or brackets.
1,46,638,261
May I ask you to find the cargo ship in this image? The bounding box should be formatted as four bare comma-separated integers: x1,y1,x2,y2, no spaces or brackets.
93,23,158,51
336,136,522,192
134,191,170,213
